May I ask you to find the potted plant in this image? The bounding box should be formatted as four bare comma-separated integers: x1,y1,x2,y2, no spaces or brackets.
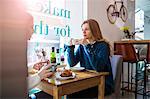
120,26,135,39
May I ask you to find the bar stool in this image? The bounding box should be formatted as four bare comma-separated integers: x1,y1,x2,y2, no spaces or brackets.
144,43,150,97
133,43,150,98
114,43,139,98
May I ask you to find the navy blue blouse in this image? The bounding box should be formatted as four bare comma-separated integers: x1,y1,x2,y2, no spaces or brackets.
65,41,114,95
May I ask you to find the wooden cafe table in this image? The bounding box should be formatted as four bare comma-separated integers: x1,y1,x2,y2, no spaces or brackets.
37,70,109,99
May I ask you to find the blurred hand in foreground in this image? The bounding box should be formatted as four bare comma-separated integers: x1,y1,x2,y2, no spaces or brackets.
38,64,53,80
33,60,50,70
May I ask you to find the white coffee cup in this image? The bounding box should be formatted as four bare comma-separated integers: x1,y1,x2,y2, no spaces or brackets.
72,39,83,45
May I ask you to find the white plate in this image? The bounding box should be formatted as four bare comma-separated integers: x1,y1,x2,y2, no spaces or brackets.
71,67,85,71
55,72,76,80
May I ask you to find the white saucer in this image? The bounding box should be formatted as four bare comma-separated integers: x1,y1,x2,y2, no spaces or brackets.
71,67,85,71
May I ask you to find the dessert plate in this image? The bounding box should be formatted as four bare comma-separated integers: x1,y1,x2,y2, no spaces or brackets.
55,72,76,80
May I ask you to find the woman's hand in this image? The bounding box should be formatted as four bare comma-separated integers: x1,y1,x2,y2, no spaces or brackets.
80,38,89,45
69,38,86,45
33,60,50,70
72,39,83,45
65,37,90,46
38,64,53,80
64,38,74,46
71,38,89,45
65,38,85,46
33,62,44,70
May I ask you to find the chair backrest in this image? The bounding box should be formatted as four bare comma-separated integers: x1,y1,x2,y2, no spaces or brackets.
110,55,123,96
114,43,138,63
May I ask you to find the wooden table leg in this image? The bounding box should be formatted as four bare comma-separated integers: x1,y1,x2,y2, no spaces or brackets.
98,76,105,99
53,87,61,99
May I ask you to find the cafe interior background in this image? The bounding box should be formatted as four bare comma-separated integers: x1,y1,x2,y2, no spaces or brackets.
1,0,150,98
26,0,149,95
26,0,137,77
26,0,133,66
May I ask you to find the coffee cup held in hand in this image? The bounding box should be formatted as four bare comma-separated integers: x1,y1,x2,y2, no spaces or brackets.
64,37,83,46
72,39,83,45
